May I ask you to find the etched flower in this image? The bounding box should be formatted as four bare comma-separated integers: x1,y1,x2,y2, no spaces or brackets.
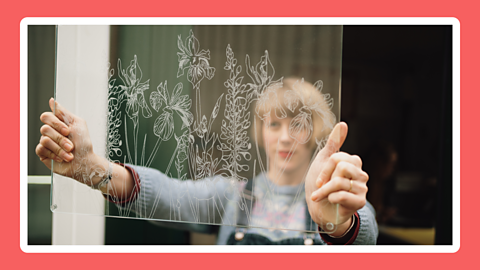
286,78,336,144
177,30,215,86
289,109,313,144
245,51,282,97
117,55,152,120
153,110,174,141
195,153,212,179
175,130,190,163
196,115,208,138
150,81,194,130
177,149,188,164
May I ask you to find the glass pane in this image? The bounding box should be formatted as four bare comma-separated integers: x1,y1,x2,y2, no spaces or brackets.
52,25,343,235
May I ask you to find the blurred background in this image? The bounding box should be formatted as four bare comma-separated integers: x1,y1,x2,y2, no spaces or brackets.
28,25,452,245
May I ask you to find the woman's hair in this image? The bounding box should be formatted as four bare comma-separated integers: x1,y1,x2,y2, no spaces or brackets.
252,77,336,150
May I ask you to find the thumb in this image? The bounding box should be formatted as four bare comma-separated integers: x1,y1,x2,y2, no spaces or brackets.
317,121,348,161
49,98,75,126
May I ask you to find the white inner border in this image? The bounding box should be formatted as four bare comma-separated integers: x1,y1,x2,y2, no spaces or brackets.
20,17,460,253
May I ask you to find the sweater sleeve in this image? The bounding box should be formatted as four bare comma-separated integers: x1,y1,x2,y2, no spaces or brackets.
103,163,141,206
109,164,231,233
352,201,379,244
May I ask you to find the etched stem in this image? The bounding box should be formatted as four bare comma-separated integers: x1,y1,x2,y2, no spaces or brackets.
195,85,201,124
146,137,163,168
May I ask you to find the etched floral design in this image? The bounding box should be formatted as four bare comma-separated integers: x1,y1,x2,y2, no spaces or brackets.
218,45,254,182
189,95,223,180
106,63,123,161
285,78,335,144
195,152,211,179
196,115,208,138
175,130,190,181
177,30,216,87
153,111,174,141
255,86,287,124
117,55,152,121
100,29,337,229
247,51,286,122
289,109,313,144
175,130,190,164
194,148,219,180
177,29,216,126
146,81,194,167
150,81,194,131
245,50,283,99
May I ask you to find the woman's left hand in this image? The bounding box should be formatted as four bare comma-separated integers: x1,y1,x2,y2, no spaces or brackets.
305,122,369,236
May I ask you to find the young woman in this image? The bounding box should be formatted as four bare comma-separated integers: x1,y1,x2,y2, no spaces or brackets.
36,78,377,245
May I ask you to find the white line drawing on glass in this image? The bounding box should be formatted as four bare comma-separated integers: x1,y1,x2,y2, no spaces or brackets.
177,30,216,126
116,55,153,167
175,30,227,223
106,63,123,163
148,81,193,167
92,29,338,232
219,44,253,183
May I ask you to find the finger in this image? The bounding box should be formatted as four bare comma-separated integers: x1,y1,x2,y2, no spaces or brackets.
312,176,348,202
40,135,74,162
36,143,63,163
327,191,366,210
49,98,75,126
311,176,367,202
317,122,348,161
40,112,70,137
331,161,368,182
316,152,362,187
40,124,74,152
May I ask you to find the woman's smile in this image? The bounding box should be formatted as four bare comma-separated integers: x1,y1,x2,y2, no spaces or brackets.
278,150,293,159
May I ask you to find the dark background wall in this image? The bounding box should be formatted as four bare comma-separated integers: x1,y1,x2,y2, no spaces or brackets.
341,26,452,244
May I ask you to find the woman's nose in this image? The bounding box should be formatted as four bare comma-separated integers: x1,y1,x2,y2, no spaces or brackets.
279,125,293,144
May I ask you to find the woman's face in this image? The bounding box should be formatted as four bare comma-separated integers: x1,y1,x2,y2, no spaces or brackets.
262,115,313,178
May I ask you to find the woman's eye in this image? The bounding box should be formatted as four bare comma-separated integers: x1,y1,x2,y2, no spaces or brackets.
269,122,279,128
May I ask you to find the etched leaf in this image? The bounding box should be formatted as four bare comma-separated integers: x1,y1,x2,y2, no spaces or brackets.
211,93,224,120
177,109,194,130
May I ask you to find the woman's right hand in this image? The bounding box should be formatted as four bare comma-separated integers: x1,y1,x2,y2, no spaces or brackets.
35,98,107,186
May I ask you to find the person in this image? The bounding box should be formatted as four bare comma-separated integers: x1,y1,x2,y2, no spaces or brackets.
36,78,378,245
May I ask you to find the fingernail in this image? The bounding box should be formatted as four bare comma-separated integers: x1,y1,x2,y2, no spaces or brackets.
62,127,69,136
63,152,73,161
64,142,72,151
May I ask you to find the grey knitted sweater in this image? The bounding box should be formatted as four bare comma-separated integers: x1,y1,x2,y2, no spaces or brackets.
120,165,378,244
